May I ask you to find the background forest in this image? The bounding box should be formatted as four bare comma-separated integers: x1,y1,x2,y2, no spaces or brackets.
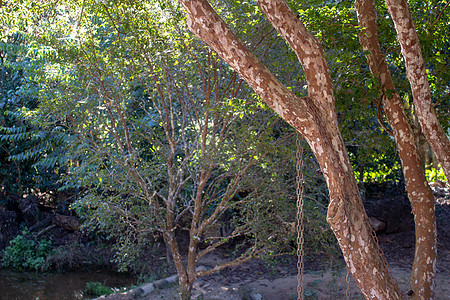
0,0,448,299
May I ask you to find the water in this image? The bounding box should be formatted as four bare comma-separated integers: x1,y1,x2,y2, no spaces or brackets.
0,269,136,300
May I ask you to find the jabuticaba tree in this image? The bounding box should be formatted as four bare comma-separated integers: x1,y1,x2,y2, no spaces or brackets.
178,0,403,298
355,0,436,298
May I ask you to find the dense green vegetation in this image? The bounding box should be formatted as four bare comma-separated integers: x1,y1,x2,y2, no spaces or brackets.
1,228,53,271
0,1,448,298
84,281,114,297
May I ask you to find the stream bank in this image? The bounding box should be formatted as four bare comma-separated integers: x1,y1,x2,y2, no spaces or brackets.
0,268,136,300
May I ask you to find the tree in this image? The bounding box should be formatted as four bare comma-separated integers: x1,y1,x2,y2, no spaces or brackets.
2,2,337,299
4,0,447,298
385,0,450,184
25,2,318,298
179,0,403,298
355,0,436,298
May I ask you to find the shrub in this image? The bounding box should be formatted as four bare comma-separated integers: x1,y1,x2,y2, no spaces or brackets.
1,228,53,271
84,282,113,297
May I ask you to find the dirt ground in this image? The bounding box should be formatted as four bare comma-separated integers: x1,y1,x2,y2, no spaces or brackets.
100,185,450,300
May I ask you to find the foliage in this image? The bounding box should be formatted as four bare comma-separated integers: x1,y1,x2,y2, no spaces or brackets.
11,2,325,291
425,164,447,183
84,281,114,297
0,32,38,194
0,19,71,195
1,228,53,272
237,129,338,259
212,0,410,183
289,0,449,182
2,1,448,298
2,6,337,300
352,149,403,183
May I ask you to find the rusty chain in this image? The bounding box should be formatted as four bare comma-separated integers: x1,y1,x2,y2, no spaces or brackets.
358,198,405,299
294,134,403,299
296,132,305,300
343,184,405,299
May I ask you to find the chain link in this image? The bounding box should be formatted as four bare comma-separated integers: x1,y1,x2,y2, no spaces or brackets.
368,210,406,299
296,132,305,300
346,266,351,299
343,186,405,299
294,137,403,299
343,196,352,300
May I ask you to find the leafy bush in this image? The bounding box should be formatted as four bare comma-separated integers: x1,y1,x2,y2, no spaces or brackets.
84,282,113,297
1,228,53,271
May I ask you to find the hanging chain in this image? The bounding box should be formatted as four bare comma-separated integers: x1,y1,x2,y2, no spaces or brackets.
356,198,406,299
342,196,351,300
343,187,405,299
296,132,305,300
293,136,403,299
346,263,351,299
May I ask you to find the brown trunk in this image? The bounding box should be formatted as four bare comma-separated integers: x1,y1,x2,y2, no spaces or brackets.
178,0,402,298
163,231,192,300
385,0,450,184
354,1,437,298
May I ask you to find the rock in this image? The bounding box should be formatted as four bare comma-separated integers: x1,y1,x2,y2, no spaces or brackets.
369,216,387,233
195,265,210,272
364,195,413,233
54,214,79,231
18,195,40,227
0,207,19,249
29,215,53,233
132,283,155,297
5,194,21,211
153,278,171,289
239,286,260,300
165,274,179,284
249,292,262,300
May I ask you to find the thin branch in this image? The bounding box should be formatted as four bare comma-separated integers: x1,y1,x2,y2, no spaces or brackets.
195,247,267,279
429,1,450,32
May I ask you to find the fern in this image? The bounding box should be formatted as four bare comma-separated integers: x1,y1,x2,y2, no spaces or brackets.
3,110,27,121
0,131,34,142
0,31,68,194
0,126,27,134
0,41,27,56
8,142,52,162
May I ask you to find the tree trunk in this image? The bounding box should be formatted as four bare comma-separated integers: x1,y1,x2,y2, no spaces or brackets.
178,0,402,298
163,231,193,300
385,0,450,184
354,1,437,298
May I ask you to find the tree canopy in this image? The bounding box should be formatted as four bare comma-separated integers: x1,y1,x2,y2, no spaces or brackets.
0,0,448,299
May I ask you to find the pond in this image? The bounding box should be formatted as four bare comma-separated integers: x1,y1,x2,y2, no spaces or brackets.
0,269,137,300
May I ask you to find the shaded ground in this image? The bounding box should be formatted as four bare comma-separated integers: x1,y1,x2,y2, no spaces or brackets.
100,183,450,299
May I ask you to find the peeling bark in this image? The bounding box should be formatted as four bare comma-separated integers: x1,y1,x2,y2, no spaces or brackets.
355,1,437,298
178,0,402,298
385,0,450,184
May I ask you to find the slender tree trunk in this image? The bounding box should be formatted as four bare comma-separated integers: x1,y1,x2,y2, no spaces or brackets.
354,1,437,298
385,0,450,184
178,0,402,298
163,231,193,300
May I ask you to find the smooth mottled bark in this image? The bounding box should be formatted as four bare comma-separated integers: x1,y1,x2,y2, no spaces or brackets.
178,0,402,298
355,0,437,298
385,0,450,184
